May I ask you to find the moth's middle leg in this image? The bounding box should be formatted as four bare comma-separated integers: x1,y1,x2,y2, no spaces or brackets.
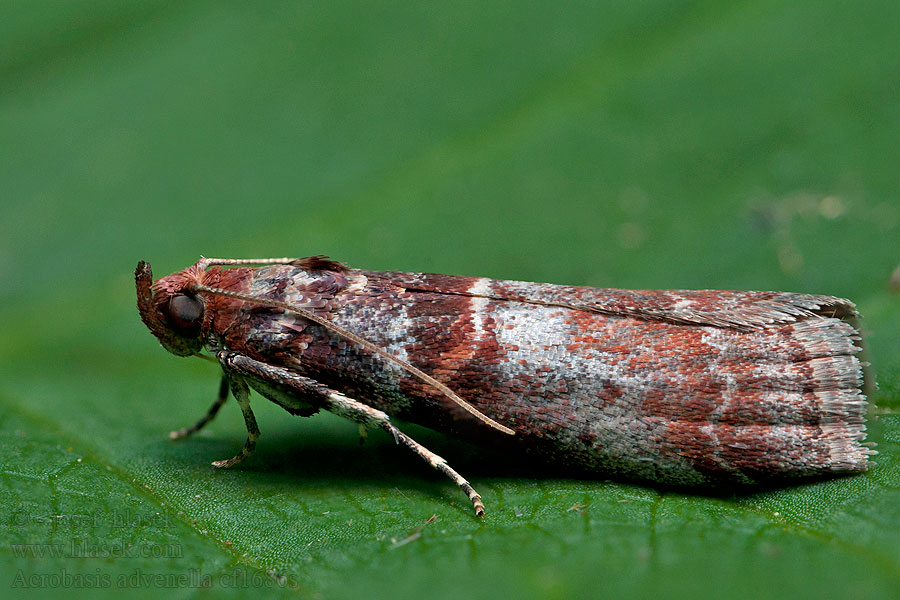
210,373,259,469
217,351,486,517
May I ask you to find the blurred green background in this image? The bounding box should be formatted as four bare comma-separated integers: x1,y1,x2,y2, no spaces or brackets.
2,1,899,598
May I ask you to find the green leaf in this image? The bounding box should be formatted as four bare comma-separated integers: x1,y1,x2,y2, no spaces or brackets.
2,1,899,598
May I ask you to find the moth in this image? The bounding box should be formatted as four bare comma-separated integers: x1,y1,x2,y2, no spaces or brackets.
136,256,874,516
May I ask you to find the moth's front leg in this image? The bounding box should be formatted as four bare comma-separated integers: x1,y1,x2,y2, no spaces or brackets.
217,351,486,517
169,375,229,440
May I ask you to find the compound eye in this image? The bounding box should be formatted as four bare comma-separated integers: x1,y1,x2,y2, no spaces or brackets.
164,294,204,333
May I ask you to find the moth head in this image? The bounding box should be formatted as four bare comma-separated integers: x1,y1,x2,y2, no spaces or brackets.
135,260,205,357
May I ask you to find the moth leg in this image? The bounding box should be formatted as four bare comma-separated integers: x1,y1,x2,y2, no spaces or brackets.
377,419,486,518
217,351,486,517
169,375,229,440
210,374,260,469
320,389,486,517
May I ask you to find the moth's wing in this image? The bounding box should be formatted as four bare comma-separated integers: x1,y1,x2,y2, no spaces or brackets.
366,269,857,330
